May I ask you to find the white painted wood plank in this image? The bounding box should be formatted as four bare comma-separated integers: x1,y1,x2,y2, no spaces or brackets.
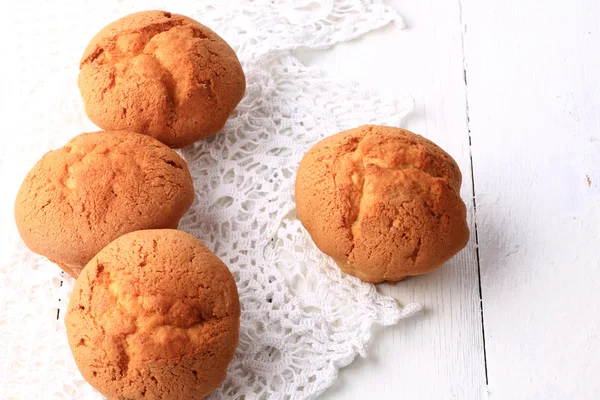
297,0,487,398
461,0,600,398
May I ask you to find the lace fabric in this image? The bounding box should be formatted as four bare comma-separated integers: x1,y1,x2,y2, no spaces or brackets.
0,1,421,399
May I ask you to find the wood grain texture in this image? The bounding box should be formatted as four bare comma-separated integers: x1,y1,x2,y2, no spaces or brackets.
461,0,600,398
297,0,487,398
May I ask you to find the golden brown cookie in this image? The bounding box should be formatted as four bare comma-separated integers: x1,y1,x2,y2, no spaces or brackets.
65,229,240,400
78,10,246,148
295,125,469,283
14,131,194,278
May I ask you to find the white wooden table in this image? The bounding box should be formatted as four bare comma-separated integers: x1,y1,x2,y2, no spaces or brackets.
3,1,599,399
309,0,600,398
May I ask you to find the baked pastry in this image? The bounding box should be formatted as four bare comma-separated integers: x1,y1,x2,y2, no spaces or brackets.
295,125,469,283
14,131,194,278
78,10,246,148
65,229,240,400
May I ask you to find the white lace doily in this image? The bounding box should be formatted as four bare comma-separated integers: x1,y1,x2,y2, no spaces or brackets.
0,1,422,399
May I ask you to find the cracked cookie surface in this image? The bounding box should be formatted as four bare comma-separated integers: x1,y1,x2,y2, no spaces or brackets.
14,131,194,278
79,10,246,148
295,125,469,283
65,229,240,400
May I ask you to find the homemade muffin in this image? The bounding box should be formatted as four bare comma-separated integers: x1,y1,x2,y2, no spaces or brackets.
295,125,469,283
65,229,240,400
14,131,194,278
78,10,246,148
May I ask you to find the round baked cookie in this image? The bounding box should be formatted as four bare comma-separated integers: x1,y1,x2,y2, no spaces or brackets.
295,125,469,283
14,131,194,278
79,10,246,148
65,229,240,400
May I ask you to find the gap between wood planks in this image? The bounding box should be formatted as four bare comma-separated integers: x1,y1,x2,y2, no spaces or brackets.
57,272,63,321
458,0,489,386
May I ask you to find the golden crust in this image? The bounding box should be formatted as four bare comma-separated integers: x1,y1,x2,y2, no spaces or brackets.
79,10,246,148
295,125,469,283
65,229,240,400
14,131,194,277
